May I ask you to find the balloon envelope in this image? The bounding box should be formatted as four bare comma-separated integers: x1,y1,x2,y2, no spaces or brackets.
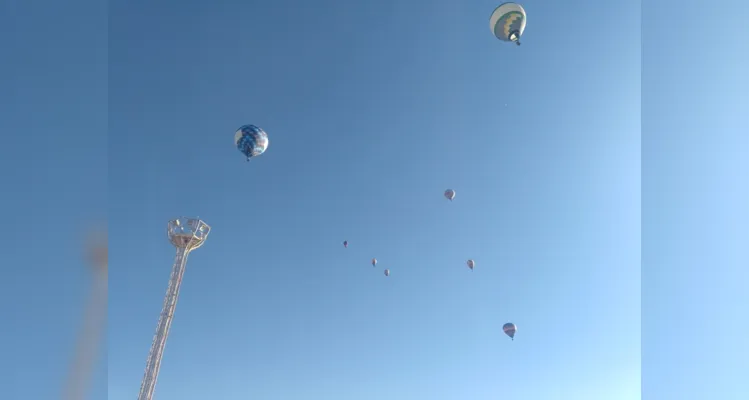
444,189,456,201
467,259,475,270
384,269,390,276
372,258,377,267
503,322,517,339
234,124,269,160
490,3,527,43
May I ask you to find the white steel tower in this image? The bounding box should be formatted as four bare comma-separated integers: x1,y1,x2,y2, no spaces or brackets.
137,217,211,400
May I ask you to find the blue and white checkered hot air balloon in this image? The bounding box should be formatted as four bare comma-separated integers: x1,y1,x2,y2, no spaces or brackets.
234,124,269,161
490,3,527,46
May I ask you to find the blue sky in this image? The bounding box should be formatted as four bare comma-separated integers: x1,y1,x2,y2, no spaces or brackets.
4,0,745,399
106,1,640,399
0,0,107,399
641,1,749,399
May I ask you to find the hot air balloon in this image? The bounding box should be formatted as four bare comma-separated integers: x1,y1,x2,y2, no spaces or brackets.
444,189,456,201
234,124,269,161
503,322,517,340
372,258,377,267
384,269,390,277
490,3,527,46
466,259,475,271
343,240,348,248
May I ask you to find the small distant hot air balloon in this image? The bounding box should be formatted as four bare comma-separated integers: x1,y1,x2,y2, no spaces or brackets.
234,124,269,161
343,240,348,248
503,322,517,340
490,3,527,46
444,189,456,201
372,258,377,267
466,259,475,271
384,269,390,277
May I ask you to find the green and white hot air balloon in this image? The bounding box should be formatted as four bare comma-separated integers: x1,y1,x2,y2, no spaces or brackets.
490,3,527,46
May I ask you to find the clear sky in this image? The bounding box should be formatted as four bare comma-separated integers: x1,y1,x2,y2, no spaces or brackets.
6,1,745,400
3,1,659,400
0,0,108,399
106,1,641,399
641,1,749,399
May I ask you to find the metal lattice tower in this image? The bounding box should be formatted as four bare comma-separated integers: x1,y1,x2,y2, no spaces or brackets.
137,217,211,400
